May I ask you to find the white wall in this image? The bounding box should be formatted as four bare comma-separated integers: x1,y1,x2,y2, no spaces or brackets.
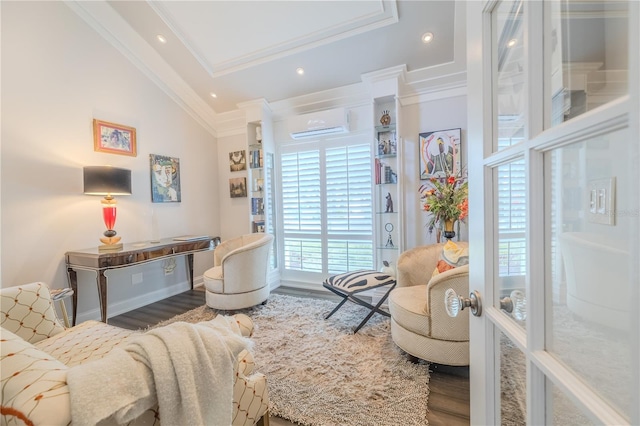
400,95,469,249
1,2,219,321
217,132,252,240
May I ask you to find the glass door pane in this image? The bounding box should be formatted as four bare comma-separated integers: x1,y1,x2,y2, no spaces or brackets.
494,159,527,328
545,127,633,420
494,0,525,152
500,331,526,424
547,0,629,126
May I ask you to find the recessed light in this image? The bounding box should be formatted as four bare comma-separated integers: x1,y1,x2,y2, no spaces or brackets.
421,32,434,44
507,38,517,47
156,34,167,44
209,92,217,99
296,67,305,76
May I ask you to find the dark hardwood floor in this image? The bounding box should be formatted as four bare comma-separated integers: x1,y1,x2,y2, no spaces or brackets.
109,287,470,425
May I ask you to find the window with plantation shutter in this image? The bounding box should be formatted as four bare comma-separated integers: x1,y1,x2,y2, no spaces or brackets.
496,143,526,277
280,140,373,279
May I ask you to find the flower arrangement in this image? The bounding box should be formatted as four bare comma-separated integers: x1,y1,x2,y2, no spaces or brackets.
419,171,469,234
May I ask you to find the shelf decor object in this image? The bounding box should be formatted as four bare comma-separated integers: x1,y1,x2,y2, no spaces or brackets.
83,166,132,251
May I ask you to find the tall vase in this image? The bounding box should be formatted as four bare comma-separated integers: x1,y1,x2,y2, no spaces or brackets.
443,218,456,240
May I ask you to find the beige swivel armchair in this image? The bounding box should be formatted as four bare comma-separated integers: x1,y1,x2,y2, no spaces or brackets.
388,242,470,366
204,233,274,310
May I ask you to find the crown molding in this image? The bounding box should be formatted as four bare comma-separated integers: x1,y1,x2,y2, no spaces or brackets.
150,1,399,78
64,0,219,137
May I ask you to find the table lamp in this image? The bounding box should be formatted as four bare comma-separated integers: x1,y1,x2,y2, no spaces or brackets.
83,166,132,251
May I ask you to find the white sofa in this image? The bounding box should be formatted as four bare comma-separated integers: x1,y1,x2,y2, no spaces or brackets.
204,233,274,310
0,282,269,426
388,242,470,366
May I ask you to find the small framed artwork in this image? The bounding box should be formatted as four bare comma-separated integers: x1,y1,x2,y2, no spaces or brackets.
419,128,461,180
229,177,247,198
93,119,137,156
150,154,181,203
229,150,246,172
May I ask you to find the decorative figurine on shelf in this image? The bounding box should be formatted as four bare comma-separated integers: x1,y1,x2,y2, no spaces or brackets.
256,126,262,143
389,137,397,155
385,192,394,213
378,140,386,156
380,110,391,126
385,223,395,248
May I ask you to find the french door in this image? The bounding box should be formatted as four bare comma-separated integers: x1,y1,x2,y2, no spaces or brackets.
467,1,639,424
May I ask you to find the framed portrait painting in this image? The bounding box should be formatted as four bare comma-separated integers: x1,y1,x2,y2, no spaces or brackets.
419,128,461,179
93,119,137,156
150,154,181,203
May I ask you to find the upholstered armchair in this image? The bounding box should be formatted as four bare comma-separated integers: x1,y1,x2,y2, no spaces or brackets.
388,242,470,366
204,233,274,310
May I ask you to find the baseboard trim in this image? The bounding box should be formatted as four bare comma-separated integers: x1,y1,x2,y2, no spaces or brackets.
76,276,204,323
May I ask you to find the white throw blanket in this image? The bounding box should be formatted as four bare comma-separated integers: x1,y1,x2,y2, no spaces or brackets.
67,316,251,426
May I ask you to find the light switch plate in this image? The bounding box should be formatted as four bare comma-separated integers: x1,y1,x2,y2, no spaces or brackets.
587,177,615,225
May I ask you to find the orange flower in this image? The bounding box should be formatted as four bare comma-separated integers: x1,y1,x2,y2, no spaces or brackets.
423,204,431,212
448,176,456,185
457,198,469,221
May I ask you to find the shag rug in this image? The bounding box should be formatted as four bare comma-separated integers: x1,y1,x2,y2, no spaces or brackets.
155,293,430,426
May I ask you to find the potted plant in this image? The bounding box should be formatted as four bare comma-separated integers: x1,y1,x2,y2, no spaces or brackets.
419,171,469,240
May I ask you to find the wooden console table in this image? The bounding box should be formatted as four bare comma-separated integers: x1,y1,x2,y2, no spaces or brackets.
65,236,215,325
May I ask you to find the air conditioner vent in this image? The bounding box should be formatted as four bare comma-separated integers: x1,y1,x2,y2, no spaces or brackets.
288,108,350,140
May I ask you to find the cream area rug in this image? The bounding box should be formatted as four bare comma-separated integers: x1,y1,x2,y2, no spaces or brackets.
156,293,430,426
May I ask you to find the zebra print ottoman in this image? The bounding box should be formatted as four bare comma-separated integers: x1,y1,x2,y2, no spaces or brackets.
322,270,396,333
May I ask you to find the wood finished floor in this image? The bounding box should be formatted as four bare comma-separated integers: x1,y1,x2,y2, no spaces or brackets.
109,287,470,425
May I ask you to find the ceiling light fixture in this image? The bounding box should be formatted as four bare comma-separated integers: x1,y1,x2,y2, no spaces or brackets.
296,67,305,76
421,32,434,44
209,92,217,99
156,34,167,44
507,38,517,47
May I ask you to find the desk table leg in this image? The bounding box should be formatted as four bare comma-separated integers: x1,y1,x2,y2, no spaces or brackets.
67,268,78,326
96,271,108,323
186,253,195,289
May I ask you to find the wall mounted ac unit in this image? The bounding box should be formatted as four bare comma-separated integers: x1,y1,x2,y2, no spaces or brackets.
288,108,350,139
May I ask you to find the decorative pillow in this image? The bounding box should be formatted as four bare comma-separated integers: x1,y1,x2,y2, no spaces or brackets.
432,241,469,277
0,327,71,426
0,282,65,344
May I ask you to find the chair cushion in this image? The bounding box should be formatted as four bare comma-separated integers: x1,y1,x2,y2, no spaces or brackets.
0,327,71,426
203,266,224,293
388,285,431,337
323,270,395,295
432,240,469,277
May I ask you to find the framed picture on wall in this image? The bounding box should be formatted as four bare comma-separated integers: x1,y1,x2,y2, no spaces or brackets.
93,119,137,156
150,154,181,203
229,150,246,172
229,177,247,198
419,128,461,179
